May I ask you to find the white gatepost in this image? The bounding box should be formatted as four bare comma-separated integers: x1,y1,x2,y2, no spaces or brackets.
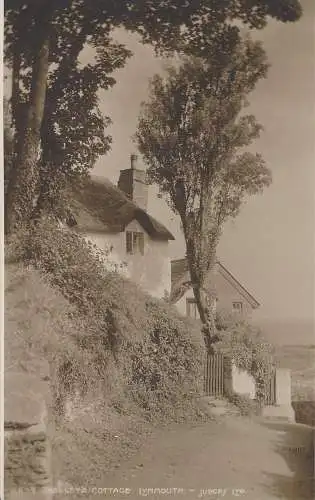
262,368,295,423
276,369,292,406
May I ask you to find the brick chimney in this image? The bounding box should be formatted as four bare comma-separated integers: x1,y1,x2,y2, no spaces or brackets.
117,154,148,210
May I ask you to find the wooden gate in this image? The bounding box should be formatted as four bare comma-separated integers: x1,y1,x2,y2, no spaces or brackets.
263,369,277,405
204,353,225,396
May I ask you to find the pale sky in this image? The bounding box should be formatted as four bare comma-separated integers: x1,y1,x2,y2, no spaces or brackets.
91,0,315,324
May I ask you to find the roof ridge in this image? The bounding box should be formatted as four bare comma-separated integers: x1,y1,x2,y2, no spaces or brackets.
217,262,260,307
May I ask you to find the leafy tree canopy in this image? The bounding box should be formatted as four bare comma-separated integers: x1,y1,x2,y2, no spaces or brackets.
136,38,272,224
135,36,272,350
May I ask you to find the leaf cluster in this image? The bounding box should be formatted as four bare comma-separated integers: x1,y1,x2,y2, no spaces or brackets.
5,2,131,190
136,38,272,227
215,313,275,401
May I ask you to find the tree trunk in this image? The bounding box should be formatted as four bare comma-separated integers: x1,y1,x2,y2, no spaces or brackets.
186,232,219,354
5,7,52,234
191,267,218,353
34,25,90,221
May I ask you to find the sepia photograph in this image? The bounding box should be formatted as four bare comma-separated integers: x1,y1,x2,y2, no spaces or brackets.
2,0,315,499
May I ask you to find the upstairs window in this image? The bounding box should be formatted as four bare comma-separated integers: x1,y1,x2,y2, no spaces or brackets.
186,298,199,319
126,231,144,255
232,301,243,313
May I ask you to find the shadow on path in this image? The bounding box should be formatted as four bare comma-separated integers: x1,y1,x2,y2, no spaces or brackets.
260,420,314,499
293,401,315,427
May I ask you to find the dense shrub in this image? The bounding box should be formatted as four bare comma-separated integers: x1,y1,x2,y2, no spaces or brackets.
6,218,204,421
215,311,275,404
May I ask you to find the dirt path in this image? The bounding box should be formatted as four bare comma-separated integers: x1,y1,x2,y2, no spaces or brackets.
61,414,313,500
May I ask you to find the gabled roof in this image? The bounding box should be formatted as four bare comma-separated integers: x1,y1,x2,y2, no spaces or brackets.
69,175,175,241
170,257,260,308
216,261,260,308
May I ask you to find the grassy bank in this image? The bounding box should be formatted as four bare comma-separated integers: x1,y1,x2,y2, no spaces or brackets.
5,219,210,489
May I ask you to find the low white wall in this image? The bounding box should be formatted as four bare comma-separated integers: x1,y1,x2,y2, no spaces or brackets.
231,364,256,399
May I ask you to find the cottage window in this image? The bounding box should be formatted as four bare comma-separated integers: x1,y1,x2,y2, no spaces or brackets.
186,298,199,319
126,231,144,255
232,301,243,313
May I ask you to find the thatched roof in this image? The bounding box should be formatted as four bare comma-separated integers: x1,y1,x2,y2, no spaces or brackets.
69,175,175,241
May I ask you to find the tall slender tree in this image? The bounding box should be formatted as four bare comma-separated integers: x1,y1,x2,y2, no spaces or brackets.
136,39,272,351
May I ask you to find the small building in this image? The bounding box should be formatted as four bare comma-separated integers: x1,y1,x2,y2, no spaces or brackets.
171,258,260,319
69,154,175,299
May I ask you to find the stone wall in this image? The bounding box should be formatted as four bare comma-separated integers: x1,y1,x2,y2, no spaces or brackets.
4,370,53,500
292,401,315,427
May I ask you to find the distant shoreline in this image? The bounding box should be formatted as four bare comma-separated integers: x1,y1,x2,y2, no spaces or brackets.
253,319,315,346
279,344,315,349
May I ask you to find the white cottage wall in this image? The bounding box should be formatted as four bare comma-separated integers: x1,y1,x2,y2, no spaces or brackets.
84,219,171,299
84,232,128,275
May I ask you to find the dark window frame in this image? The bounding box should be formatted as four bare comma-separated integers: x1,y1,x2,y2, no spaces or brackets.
232,301,243,313
126,231,144,255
